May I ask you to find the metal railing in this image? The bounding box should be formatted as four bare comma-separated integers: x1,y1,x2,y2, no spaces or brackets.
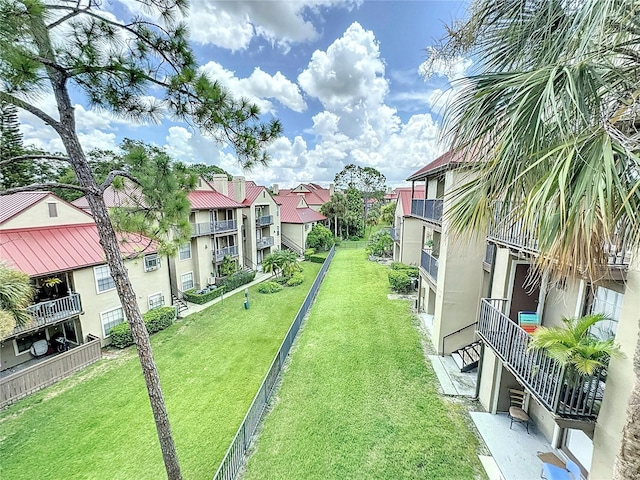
420,249,438,281
441,321,478,356
213,245,336,480
14,294,83,336
0,334,102,408
281,233,304,255
410,199,443,224
213,245,239,262
256,215,273,227
477,299,604,419
256,236,274,249
191,219,238,237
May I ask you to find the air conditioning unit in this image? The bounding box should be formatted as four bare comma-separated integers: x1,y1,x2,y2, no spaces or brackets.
207,277,216,286
144,254,161,272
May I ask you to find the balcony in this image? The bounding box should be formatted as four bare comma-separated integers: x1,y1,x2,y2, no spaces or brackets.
213,245,238,262
420,249,439,281
191,219,238,237
390,227,399,242
410,199,443,224
256,215,273,227
13,294,83,336
478,298,605,421
488,207,632,270
256,236,274,250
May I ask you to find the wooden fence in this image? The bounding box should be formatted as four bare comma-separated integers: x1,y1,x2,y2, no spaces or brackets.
0,335,102,408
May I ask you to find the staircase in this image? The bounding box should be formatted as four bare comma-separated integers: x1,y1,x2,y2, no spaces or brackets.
280,233,304,256
171,294,189,316
451,341,482,372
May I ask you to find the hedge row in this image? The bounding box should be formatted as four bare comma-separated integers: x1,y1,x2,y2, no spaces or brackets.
183,286,224,304
390,262,419,278
222,270,256,291
109,306,176,349
258,281,283,294
388,270,412,294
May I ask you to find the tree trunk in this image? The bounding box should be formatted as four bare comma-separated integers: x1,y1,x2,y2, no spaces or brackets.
613,320,640,480
334,215,338,237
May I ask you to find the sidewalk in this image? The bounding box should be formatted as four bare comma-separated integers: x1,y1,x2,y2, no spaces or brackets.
179,271,273,316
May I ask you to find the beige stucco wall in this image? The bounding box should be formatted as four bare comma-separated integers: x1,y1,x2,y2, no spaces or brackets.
490,246,512,299
242,191,281,268
281,222,307,253
1,195,93,230
478,347,501,413
73,256,172,345
541,277,583,328
590,260,640,479
399,217,422,266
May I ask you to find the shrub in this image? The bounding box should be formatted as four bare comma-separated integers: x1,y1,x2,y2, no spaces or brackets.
304,248,315,260
286,272,304,287
306,254,326,264
109,306,177,349
221,270,256,291
183,286,224,304
306,224,335,252
388,270,411,294
258,281,283,294
349,235,361,241
391,262,419,278
366,230,393,257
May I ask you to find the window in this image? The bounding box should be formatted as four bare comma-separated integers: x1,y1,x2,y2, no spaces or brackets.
181,272,194,291
144,254,161,272
148,293,164,310
276,226,280,236
101,307,125,337
590,287,624,340
94,265,115,293
179,242,191,261
47,202,58,218
14,331,47,355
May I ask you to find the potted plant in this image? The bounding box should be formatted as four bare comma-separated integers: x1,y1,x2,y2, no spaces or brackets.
41,277,62,299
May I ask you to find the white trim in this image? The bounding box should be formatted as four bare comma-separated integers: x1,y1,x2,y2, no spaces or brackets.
505,259,542,318
148,291,164,310
181,271,194,291
575,279,586,318
178,241,192,261
100,306,125,338
94,264,116,294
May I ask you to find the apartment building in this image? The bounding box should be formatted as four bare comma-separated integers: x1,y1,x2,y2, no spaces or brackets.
391,186,425,265
274,195,326,255
273,183,333,212
399,151,638,478
0,192,170,373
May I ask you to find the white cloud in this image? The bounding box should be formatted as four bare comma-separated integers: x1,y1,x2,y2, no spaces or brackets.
200,62,306,113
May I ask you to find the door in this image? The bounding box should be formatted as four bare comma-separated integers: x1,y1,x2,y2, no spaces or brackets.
508,263,541,322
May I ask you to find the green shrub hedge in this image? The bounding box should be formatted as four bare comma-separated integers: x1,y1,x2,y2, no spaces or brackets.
221,270,256,291
109,306,176,349
286,272,304,287
183,286,224,304
258,281,283,294
388,270,412,294
390,262,419,278
306,254,326,264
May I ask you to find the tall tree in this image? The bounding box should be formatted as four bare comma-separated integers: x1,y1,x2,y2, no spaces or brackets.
0,2,281,479
334,164,386,220
425,1,639,477
320,191,347,237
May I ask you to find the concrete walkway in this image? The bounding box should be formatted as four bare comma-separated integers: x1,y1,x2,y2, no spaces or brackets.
178,271,273,316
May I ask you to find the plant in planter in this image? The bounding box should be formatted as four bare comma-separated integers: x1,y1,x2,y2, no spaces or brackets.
528,313,622,412
41,277,63,299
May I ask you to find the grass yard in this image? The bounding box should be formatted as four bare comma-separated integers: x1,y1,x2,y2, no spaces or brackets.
243,249,484,480
0,261,321,480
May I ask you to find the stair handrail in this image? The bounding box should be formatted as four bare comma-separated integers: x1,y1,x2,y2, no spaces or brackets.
441,321,478,357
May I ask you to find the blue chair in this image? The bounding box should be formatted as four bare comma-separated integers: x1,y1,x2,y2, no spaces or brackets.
541,459,581,479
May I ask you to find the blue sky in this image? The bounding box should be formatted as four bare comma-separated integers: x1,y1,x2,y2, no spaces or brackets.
19,0,472,188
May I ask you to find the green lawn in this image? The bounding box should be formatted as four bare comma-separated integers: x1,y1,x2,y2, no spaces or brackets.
0,262,321,480
243,249,484,480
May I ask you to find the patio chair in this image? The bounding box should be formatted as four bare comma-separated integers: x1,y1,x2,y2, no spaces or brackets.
541,459,581,479
508,388,530,433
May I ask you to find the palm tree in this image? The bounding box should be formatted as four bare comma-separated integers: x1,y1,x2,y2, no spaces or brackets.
321,192,347,238
278,249,301,279
528,314,621,376
425,1,640,477
262,252,280,278
0,262,33,339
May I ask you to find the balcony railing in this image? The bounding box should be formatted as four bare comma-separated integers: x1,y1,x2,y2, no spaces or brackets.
256,215,273,227
256,236,274,249
390,227,399,242
478,298,605,420
191,219,237,237
420,249,439,281
14,294,83,336
410,199,443,224
213,245,239,262
488,206,632,268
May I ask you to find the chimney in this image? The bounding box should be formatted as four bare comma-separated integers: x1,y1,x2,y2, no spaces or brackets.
272,183,279,195
232,176,246,203
329,183,334,196
211,174,228,196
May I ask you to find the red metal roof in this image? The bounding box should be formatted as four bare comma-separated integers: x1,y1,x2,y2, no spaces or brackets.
188,190,243,209
278,183,331,206
72,184,145,210
227,181,270,205
397,187,425,215
406,149,475,181
275,195,326,224
0,191,51,224
0,223,157,276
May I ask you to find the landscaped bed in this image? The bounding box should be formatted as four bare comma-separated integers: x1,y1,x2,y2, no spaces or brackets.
0,261,322,480
243,249,484,479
